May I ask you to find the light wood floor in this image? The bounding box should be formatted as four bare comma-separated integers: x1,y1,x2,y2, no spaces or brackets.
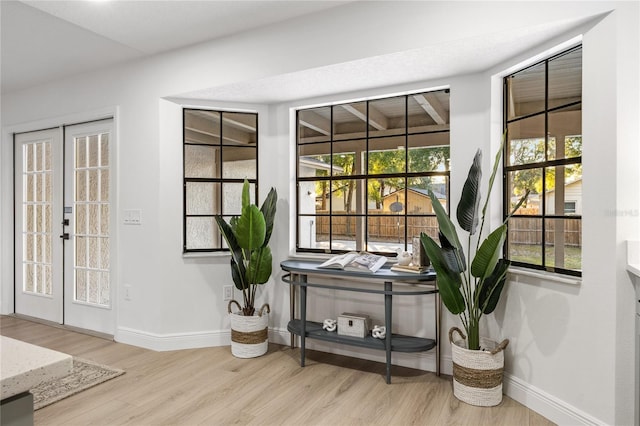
1,316,555,426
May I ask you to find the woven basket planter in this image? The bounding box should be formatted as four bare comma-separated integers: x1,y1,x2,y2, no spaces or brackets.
449,327,509,407
228,301,270,358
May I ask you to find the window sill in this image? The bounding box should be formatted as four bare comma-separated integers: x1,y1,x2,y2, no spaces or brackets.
508,266,582,286
182,251,230,259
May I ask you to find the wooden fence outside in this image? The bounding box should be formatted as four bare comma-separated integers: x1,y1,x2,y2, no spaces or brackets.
315,212,439,242
508,217,582,246
315,211,581,246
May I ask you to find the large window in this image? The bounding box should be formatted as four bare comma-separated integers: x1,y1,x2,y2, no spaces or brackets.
183,109,258,252
504,45,582,276
296,90,450,255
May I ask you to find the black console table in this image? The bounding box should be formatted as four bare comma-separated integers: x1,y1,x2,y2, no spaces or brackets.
280,259,440,384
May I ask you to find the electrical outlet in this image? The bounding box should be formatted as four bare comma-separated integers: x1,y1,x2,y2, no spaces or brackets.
124,284,132,301
223,285,233,301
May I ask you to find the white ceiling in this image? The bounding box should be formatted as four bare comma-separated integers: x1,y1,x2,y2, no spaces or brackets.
0,0,352,93
1,1,603,103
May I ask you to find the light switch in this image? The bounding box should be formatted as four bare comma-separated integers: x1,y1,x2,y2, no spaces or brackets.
123,209,142,225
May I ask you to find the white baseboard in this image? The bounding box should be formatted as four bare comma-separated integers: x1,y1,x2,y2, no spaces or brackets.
115,327,230,351
504,373,605,425
115,326,297,352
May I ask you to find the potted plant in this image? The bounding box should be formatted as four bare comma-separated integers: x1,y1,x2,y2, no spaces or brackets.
420,144,527,406
215,179,277,358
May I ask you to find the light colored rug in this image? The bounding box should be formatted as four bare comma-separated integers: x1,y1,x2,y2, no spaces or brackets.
33,357,125,410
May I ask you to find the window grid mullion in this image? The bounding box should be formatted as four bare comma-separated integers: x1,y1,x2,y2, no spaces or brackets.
503,45,582,276
296,90,450,255
183,109,258,252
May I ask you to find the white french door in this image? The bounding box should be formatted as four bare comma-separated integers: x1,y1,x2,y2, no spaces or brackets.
14,119,115,335
63,120,115,334
15,129,64,323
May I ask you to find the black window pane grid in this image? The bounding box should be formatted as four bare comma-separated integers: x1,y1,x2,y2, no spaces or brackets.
297,90,450,256
504,45,582,276
183,109,258,252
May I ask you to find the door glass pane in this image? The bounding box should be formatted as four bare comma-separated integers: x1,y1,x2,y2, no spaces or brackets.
88,135,99,167
76,270,87,302
22,140,53,296
100,134,109,166
74,132,110,307
76,136,87,168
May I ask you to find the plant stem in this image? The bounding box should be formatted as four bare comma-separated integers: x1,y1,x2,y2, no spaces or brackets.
467,320,480,350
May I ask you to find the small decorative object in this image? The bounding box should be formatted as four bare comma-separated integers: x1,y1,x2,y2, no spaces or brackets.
412,236,429,267
371,325,386,339
396,249,412,266
450,327,508,406
337,313,371,338
322,319,337,332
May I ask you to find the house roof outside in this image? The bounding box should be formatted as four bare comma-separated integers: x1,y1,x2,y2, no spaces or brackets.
384,186,447,200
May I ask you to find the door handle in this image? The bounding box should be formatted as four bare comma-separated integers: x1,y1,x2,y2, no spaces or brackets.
60,233,70,240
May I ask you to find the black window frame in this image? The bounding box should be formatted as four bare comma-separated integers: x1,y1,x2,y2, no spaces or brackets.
182,108,259,253
295,89,451,256
503,45,582,277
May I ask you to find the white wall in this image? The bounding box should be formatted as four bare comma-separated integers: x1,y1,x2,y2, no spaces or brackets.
484,8,639,426
1,1,638,425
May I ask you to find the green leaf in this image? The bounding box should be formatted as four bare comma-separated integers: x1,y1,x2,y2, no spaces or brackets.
420,233,465,314
504,189,530,223
428,190,466,271
260,187,278,247
241,179,250,210
480,133,506,220
215,216,247,290
235,204,266,251
470,224,507,279
478,259,510,314
457,149,482,235
248,246,273,285
230,257,246,291
438,231,466,273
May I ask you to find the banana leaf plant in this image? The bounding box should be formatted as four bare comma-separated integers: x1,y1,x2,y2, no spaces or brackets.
420,143,528,350
215,180,277,316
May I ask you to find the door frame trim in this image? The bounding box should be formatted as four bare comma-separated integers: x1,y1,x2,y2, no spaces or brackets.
1,106,119,327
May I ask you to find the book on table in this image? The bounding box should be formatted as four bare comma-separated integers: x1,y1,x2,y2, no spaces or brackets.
318,252,388,273
390,264,431,274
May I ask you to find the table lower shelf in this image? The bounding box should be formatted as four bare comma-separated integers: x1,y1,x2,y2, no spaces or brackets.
287,319,436,353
